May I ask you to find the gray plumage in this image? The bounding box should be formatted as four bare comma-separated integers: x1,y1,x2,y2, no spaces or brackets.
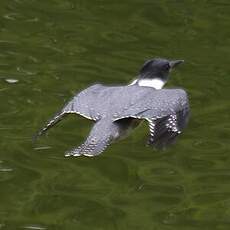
36,84,189,156
35,58,189,157
65,119,119,157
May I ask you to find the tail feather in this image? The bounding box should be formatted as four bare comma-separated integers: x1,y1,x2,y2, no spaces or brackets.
65,119,117,157
65,136,112,157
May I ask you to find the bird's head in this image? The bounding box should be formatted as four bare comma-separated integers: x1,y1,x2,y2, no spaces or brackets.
135,58,184,89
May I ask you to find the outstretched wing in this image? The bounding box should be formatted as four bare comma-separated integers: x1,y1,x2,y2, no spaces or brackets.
35,84,107,138
113,88,190,149
35,84,155,139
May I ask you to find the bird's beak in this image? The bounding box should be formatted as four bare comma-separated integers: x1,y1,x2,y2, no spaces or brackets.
169,60,184,69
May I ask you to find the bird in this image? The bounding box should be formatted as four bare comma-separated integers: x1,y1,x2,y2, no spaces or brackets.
35,58,189,157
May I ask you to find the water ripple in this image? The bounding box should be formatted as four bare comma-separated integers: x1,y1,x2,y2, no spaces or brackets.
0,0,229,229
23,225,46,230
101,31,138,43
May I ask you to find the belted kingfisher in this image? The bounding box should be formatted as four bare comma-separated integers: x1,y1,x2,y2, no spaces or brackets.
36,58,189,157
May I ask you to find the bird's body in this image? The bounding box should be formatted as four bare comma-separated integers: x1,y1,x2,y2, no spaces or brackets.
36,58,190,157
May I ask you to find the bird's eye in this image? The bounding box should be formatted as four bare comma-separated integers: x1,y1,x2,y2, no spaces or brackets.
163,63,170,70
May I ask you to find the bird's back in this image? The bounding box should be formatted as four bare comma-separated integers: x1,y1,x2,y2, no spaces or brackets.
68,84,188,121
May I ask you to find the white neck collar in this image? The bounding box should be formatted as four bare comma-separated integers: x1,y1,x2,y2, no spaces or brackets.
129,78,166,89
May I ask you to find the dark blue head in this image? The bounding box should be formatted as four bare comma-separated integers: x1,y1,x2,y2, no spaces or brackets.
139,58,184,81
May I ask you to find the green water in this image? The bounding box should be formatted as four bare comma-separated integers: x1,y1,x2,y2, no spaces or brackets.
0,0,230,229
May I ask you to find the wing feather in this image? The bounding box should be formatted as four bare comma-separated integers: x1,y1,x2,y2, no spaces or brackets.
35,84,105,138
112,87,190,148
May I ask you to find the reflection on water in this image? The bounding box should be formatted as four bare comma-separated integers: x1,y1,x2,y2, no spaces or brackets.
0,0,230,229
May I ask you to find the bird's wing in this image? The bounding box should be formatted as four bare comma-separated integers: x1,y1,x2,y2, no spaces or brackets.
65,119,116,157
146,107,189,149
35,84,142,139
113,88,190,148
35,84,107,138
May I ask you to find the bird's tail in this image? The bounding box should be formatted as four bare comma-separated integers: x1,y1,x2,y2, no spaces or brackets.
65,119,118,157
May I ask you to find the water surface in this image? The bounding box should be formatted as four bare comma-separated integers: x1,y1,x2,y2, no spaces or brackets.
0,0,230,229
